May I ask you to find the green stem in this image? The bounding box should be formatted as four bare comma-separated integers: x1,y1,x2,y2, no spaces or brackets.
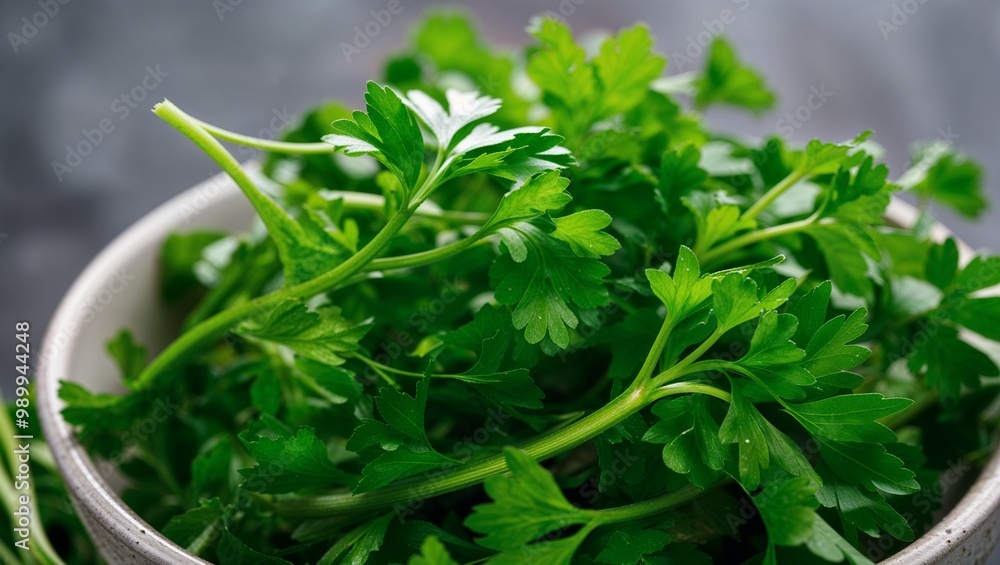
629,315,673,391
365,234,492,272
700,215,823,268
135,210,412,389
185,518,221,556
740,168,807,223
650,382,732,403
269,376,730,518
324,191,490,226
188,114,333,154
650,328,727,388
595,484,704,525
270,386,652,518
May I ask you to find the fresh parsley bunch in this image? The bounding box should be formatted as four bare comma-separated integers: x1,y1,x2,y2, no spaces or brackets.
59,12,1000,565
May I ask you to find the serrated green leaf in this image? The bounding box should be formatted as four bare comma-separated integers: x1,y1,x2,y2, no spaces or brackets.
712,275,796,331
408,537,459,565
490,220,616,348
900,145,985,218
593,24,666,118
465,447,592,551
695,37,775,112
347,379,459,493
482,171,572,233
238,427,355,494
316,513,393,565
805,515,875,565
594,528,670,565
786,394,910,444
236,300,371,366
815,460,914,541
643,396,728,488
908,324,998,398
821,156,893,222
818,440,919,495
656,145,708,216
106,329,148,388
940,296,1000,341
404,89,500,151
323,81,425,193
754,477,819,547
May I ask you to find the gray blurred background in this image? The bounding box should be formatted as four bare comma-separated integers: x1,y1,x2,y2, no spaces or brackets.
0,0,998,559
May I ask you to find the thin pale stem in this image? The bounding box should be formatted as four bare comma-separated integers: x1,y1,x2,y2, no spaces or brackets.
189,114,332,154
740,168,807,223
700,215,822,267
595,484,704,525
269,386,652,518
629,314,673,391
137,101,425,388
650,382,732,403
650,328,727,388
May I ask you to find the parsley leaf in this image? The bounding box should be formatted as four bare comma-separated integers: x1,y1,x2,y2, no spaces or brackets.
238,427,355,494
785,394,911,444
490,214,618,348
408,537,459,565
346,379,460,493
465,447,592,551
899,142,986,218
323,81,425,194
695,37,775,112
643,396,728,488
753,477,819,547
594,528,671,565
235,300,371,366
106,330,148,388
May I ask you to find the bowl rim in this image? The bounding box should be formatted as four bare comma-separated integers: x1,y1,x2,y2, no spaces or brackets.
36,171,1000,564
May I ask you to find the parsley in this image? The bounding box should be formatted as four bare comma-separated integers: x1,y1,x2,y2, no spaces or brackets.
39,10,1000,565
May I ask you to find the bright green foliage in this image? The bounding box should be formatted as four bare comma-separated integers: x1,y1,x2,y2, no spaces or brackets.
235,300,371,366
347,379,459,493
490,214,619,348
643,396,728,488
51,11,1000,565
408,537,459,565
239,427,355,493
465,448,593,551
324,82,425,194
106,329,148,387
594,528,670,564
754,478,819,547
900,142,986,218
694,37,775,111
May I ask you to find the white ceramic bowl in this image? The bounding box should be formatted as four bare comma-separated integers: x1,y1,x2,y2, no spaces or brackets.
36,171,1000,564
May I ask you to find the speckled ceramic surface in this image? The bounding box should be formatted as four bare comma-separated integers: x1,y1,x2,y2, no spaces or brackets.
36,171,1000,564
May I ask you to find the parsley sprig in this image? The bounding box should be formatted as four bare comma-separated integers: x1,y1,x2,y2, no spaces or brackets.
50,11,1000,565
